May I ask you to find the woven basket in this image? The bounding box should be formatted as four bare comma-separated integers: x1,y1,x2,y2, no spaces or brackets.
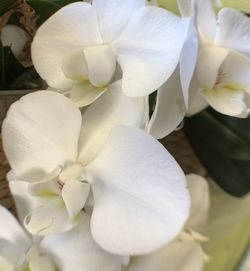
0,136,15,212
0,90,32,123
0,90,32,213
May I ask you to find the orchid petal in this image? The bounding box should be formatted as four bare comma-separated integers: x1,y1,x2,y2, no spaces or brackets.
24,197,78,236
40,212,122,271
78,80,148,165
84,45,116,87
112,7,189,97
0,206,31,267
186,77,208,116
31,2,102,90
0,256,13,271
62,180,90,220
2,91,81,180
195,45,229,89
180,11,199,107
148,70,186,139
128,240,204,271
0,242,25,271
0,205,30,246
28,167,62,198
215,8,250,56
59,163,83,182
70,83,106,108
186,174,210,230
196,0,217,43
203,86,248,117
218,51,250,87
86,126,190,255
177,0,192,17
29,254,56,271
8,178,40,223
187,91,208,116
92,0,144,43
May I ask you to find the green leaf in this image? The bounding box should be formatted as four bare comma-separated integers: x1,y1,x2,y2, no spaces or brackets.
184,108,250,197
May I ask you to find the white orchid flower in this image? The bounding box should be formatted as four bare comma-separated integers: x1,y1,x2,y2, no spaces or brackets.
148,0,250,139
1,24,28,59
147,68,187,139
126,240,204,271
0,206,122,271
147,0,199,139
2,89,190,256
0,205,56,271
31,0,189,107
125,174,210,271
186,0,250,117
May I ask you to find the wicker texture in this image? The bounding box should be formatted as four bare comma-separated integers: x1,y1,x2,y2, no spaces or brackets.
0,136,15,212
161,130,206,176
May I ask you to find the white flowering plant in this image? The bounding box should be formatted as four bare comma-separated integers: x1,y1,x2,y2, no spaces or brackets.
0,0,250,270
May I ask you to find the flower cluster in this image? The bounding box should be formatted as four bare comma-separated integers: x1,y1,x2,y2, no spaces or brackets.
1,0,250,270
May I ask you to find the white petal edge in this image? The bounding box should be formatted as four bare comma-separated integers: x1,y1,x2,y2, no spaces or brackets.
179,9,199,107
177,0,192,17
0,206,31,266
202,86,248,117
128,240,204,271
28,253,56,271
86,125,190,255
8,175,40,223
196,0,217,43
218,51,250,87
148,70,186,139
0,256,13,271
195,45,229,89
62,180,90,219
186,174,210,230
40,212,122,271
187,92,208,116
112,7,189,97
31,2,102,90
70,83,106,108
92,0,145,43
78,80,148,165
24,196,78,236
2,91,81,181
186,77,209,116
215,8,250,56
